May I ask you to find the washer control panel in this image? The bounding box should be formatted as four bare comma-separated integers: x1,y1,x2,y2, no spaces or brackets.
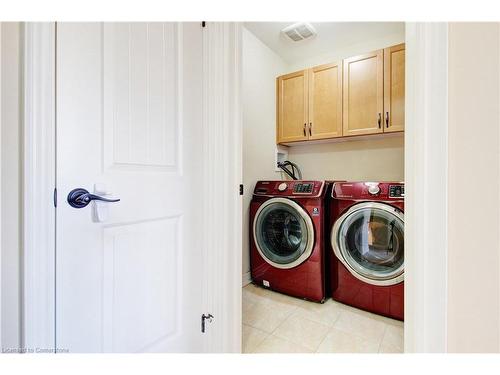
253,180,323,197
333,181,405,200
293,182,314,194
389,185,405,198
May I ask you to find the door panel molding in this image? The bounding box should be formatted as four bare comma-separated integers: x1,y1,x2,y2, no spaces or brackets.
102,215,182,352
22,22,56,352
102,23,182,173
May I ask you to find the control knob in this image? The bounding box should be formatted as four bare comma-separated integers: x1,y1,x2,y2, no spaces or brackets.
367,184,380,195
278,182,288,192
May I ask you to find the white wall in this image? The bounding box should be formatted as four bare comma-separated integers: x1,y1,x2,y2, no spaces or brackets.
447,22,500,352
242,28,288,282
288,135,404,181
0,22,22,350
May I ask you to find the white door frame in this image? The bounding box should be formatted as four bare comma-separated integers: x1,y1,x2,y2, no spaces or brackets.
404,22,448,352
0,22,3,349
21,21,242,353
21,21,448,353
201,22,242,352
22,22,56,352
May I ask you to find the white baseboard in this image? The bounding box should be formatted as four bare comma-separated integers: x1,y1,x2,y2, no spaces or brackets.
242,271,252,287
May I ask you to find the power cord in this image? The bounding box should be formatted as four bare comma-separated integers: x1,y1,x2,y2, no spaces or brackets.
277,160,303,180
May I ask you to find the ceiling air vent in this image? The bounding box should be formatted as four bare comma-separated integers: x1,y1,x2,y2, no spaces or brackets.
281,22,317,42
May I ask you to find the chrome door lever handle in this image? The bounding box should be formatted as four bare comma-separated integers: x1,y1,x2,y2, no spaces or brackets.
67,188,120,209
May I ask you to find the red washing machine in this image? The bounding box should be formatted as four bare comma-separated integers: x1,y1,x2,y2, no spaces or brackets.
328,182,404,320
250,180,330,303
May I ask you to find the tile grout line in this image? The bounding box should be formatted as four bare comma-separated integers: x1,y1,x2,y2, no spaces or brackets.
243,287,301,335
314,324,335,353
243,286,403,353
376,323,389,353
273,311,332,352
314,309,345,353
244,287,312,353
268,303,299,336
242,323,270,353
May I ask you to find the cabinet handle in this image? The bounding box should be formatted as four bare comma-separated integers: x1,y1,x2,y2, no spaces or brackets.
385,112,389,128
303,123,306,136
309,122,312,136
378,113,381,128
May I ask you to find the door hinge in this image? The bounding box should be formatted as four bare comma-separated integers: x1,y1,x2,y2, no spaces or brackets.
201,21,206,28
201,313,213,333
239,184,244,195
53,187,57,207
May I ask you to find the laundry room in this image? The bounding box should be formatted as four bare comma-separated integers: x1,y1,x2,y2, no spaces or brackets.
2,12,500,364
242,22,405,353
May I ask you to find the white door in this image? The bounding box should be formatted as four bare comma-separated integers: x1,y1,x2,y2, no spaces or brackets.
56,22,204,353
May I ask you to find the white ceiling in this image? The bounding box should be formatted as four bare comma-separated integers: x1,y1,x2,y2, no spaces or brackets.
244,22,405,64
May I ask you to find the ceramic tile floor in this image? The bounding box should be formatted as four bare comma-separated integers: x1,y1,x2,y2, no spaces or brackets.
242,283,404,353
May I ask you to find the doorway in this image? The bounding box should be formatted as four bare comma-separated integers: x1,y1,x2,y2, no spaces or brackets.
241,22,405,353
12,21,449,354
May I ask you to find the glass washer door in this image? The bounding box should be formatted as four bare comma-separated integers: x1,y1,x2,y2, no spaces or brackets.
253,197,314,269
331,202,404,286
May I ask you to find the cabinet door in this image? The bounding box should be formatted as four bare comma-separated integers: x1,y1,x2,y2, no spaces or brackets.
343,50,384,136
308,62,343,140
384,43,405,133
277,70,308,143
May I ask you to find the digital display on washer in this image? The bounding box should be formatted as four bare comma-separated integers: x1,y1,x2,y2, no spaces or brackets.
293,183,313,194
389,185,404,198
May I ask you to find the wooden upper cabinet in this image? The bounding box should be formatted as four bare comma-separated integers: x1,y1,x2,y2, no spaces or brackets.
276,43,405,145
343,49,384,136
277,70,308,143
384,43,405,133
308,62,343,140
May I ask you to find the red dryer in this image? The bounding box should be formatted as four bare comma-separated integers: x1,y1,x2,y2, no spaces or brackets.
250,180,329,303
328,182,404,320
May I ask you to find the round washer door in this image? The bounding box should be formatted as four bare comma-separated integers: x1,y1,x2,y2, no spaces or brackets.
331,202,404,286
253,197,314,269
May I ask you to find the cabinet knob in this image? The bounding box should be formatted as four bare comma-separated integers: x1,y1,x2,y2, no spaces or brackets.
378,113,382,128
386,112,389,128
309,122,312,136
303,123,306,136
